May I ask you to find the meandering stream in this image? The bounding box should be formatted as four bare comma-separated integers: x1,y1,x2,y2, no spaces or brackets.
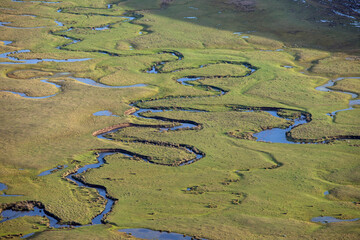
0,49,90,65
253,111,308,144
315,77,360,118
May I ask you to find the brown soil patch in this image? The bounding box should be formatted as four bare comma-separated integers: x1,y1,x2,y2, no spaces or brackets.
124,107,136,115
92,123,132,136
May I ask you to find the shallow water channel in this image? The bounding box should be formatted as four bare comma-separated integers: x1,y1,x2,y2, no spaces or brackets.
315,77,360,118
119,228,207,240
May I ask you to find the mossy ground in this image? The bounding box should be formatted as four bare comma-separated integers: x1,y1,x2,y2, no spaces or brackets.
0,0,359,239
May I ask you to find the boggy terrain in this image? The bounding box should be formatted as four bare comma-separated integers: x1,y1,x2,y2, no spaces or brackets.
0,0,359,239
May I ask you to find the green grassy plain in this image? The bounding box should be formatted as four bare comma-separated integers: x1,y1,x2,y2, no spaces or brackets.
0,0,359,239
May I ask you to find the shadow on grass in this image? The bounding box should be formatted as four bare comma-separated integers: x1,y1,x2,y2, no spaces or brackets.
119,0,360,52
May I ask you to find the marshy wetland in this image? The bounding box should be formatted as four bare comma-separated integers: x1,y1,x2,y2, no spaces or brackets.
0,0,359,239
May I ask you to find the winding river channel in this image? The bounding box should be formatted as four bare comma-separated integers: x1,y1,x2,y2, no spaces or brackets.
1,1,359,238
315,77,360,118
0,4,210,238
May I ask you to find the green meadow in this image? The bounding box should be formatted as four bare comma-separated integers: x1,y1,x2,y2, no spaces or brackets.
0,0,359,239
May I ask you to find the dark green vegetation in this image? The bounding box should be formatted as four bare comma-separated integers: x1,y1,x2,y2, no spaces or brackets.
0,0,359,239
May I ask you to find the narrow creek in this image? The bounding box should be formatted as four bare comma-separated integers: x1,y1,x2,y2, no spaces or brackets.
252,110,308,144
0,49,90,65
1,79,60,99
0,71,147,98
66,152,116,225
119,228,207,240
311,216,360,224
240,75,360,144
315,77,360,118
